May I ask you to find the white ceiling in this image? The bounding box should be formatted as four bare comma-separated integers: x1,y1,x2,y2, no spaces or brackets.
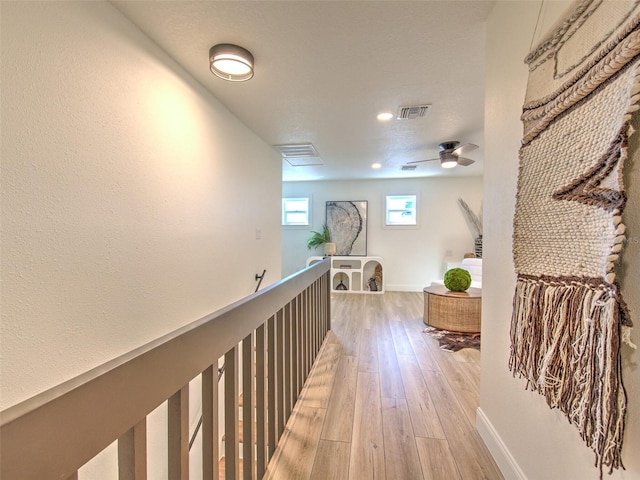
112,1,495,181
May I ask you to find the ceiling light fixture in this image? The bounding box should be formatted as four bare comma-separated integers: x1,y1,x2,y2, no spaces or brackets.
376,112,393,121
209,44,254,82
372,163,382,169
440,152,458,168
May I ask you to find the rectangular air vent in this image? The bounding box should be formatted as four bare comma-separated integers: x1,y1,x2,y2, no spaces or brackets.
274,143,323,166
397,104,431,120
285,157,324,167
401,164,417,171
274,143,318,158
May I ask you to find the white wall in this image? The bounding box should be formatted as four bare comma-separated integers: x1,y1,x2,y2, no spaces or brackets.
282,177,483,290
0,0,281,411
479,2,639,479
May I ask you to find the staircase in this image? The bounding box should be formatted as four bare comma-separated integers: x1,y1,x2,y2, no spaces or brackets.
0,261,331,480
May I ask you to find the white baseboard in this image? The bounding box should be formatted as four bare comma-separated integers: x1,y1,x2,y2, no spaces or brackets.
476,407,527,480
385,284,424,292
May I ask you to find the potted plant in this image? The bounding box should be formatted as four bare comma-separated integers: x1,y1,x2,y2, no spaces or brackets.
307,224,337,256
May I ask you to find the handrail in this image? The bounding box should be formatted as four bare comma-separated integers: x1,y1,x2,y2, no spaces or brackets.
186,269,266,452
0,259,331,480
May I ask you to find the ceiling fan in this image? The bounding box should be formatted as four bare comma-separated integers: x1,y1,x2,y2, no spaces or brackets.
407,141,479,168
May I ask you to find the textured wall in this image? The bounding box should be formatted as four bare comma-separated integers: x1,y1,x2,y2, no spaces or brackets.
0,1,281,412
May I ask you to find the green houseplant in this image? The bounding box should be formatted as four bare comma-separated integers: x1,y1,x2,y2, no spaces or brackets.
307,224,336,256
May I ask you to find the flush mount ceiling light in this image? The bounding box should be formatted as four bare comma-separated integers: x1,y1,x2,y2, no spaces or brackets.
371,162,382,169
209,43,254,82
376,112,393,121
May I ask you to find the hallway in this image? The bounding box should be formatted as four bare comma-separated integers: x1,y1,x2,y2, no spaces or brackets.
264,292,503,480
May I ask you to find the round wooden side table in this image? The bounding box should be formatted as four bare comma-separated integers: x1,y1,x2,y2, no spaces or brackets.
423,285,482,333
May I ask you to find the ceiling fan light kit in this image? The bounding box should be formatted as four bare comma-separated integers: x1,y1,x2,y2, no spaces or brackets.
406,141,478,169
209,43,254,81
440,155,458,168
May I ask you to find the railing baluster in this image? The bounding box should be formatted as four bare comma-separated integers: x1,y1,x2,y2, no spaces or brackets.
255,324,266,479
266,315,276,461
301,290,307,380
319,276,325,337
291,297,299,402
0,260,330,480
118,418,147,480
319,281,324,345
284,303,292,420
324,273,329,334
313,282,319,356
202,365,219,480
242,333,253,480
306,288,312,377
275,309,285,439
224,346,239,480
168,386,189,480
298,293,304,394
315,282,318,343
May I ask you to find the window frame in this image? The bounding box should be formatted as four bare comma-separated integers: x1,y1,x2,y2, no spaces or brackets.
383,194,419,228
282,197,311,227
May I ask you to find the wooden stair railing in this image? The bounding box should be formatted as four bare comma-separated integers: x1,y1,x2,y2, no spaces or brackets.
0,260,331,480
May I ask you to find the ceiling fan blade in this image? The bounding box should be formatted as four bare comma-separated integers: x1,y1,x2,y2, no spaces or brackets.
457,157,475,166
406,157,439,164
452,143,478,156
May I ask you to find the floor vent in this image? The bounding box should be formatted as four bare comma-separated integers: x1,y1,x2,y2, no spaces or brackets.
397,104,431,120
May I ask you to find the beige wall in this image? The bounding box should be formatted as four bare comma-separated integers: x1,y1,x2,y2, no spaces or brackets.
282,177,483,289
479,2,639,479
0,0,282,413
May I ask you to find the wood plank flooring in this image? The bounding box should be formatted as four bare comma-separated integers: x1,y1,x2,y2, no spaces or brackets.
264,292,503,480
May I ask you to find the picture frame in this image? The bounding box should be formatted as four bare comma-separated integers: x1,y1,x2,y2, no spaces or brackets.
326,200,368,256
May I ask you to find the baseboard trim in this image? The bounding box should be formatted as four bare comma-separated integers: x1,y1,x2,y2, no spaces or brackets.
476,407,527,480
385,284,424,292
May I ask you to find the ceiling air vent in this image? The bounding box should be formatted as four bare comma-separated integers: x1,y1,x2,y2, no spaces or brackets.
396,104,431,120
274,143,324,166
275,143,318,158
401,165,417,171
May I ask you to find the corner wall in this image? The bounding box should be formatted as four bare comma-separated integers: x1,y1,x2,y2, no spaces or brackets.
282,177,483,290
479,2,639,479
0,1,281,410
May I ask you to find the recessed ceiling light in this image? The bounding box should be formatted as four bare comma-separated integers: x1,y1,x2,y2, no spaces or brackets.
376,112,393,121
372,163,382,169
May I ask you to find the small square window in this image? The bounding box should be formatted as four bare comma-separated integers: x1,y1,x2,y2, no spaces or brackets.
385,195,417,226
282,197,310,226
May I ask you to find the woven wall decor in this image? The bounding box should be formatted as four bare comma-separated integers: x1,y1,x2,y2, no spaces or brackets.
510,0,639,476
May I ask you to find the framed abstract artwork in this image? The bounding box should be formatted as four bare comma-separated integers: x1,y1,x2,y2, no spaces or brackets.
326,201,367,256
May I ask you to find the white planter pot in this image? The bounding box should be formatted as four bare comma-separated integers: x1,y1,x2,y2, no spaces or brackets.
324,242,337,256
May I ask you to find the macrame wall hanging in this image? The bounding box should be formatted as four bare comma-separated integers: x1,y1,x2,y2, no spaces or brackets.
510,0,639,476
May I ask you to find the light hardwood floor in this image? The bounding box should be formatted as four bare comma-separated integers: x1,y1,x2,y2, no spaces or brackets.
264,292,503,480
